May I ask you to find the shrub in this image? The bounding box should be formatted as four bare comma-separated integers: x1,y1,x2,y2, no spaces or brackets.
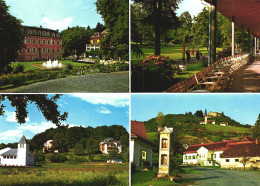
49,154,67,163
66,63,73,71
13,64,25,73
34,152,46,165
132,55,175,92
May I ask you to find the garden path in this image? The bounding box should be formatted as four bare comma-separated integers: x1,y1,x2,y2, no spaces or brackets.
0,72,129,93
228,54,260,92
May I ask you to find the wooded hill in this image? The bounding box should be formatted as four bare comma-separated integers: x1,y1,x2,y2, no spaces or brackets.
0,125,129,154
144,113,251,145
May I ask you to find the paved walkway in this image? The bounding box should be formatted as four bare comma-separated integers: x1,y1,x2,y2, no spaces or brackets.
228,54,260,92
0,72,129,93
180,166,260,186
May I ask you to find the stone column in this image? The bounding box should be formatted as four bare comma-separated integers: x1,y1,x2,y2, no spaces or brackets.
232,16,235,56
158,127,173,177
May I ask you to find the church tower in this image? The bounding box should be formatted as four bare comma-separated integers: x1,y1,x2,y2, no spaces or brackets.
17,135,29,166
204,109,208,124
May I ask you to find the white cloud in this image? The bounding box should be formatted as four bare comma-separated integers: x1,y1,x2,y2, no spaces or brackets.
41,17,73,31
18,122,56,134
5,111,30,123
0,130,23,141
97,106,111,114
71,93,129,107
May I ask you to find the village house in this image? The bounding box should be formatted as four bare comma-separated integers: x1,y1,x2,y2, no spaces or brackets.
130,121,154,167
0,136,34,166
183,136,260,169
220,122,228,126
99,138,122,154
107,157,123,163
43,140,54,153
86,30,107,51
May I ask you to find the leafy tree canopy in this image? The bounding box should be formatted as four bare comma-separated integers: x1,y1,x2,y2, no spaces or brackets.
0,0,24,72
0,95,68,125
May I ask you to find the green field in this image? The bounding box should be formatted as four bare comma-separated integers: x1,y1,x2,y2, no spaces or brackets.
131,44,222,65
13,60,91,72
204,124,250,134
0,162,129,185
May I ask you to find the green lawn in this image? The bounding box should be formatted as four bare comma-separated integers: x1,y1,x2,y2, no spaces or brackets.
204,124,250,134
13,60,91,72
0,162,129,185
131,44,222,65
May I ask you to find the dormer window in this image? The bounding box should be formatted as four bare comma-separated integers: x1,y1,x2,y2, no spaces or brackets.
20,144,24,148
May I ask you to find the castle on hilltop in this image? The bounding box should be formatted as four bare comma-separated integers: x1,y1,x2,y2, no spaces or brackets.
199,109,228,126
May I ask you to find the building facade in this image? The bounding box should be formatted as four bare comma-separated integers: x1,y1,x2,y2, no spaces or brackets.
0,136,34,166
18,26,62,61
43,140,53,153
130,121,154,167
86,30,107,51
99,138,122,154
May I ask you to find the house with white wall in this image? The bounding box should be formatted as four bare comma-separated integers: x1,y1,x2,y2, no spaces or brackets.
100,138,122,154
130,121,154,167
43,140,53,153
0,135,34,166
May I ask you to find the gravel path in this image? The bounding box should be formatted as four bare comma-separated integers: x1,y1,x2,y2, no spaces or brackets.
228,55,260,92
180,166,260,186
0,72,129,93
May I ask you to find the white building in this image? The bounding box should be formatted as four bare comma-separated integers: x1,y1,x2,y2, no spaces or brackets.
43,140,53,153
130,121,154,167
0,136,34,166
107,157,123,163
100,138,122,154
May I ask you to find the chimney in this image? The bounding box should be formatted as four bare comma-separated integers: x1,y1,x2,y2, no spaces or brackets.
256,138,259,145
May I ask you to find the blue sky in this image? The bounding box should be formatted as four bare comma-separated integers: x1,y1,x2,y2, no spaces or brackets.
131,94,260,126
0,94,129,143
177,0,207,17
5,0,103,31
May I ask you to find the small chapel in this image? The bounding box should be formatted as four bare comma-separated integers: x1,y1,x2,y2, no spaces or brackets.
0,135,34,166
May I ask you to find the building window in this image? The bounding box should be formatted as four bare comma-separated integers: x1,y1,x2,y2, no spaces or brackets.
52,33,55,37
38,31,41,36
214,154,216,158
47,48,50,53
47,32,50,36
52,41,55,45
32,56,35,61
26,56,30,61
57,33,60,37
57,48,59,52
57,41,60,45
226,159,229,162
192,155,195,160
47,40,50,45
26,48,30,53
27,38,30,44
43,40,46,44
43,31,46,36
14,156,17,159
33,30,36,35
3,156,6,159
38,39,41,44
32,48,36,53
42,48,46,53
33,39,36,44
52,48,55,53
235,159,239,162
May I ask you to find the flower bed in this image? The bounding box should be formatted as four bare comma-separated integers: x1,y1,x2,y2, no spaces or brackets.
132,55,176,92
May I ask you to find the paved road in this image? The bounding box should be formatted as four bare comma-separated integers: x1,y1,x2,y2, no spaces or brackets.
228,54,260,92
180,166,260,186
0,72,129,93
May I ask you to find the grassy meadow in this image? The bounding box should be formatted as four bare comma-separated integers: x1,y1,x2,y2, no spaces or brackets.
131,44,222,65
0,162,129,185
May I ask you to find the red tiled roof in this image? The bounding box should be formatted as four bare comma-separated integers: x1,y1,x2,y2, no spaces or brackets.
184,140,238,154
239,136,255,142
221,141,260,158
131,121,148,140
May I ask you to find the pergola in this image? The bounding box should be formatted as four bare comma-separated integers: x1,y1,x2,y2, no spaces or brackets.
204,0,260,64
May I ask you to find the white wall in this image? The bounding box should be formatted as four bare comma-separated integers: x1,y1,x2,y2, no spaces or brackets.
183,153,198,165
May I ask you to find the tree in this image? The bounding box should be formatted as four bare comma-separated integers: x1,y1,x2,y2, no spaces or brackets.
252,125,260,139
0,95,68,125
255,114,260,126
96,0,129,60
53,132,68,152
0,0,24,72
156,112,164,128
95,22,105,32
195,110,203,118
133,0,182,56
86,138,99,154
34,152,46,166
240,156,249,170
61,26,93,58
73,143,85,155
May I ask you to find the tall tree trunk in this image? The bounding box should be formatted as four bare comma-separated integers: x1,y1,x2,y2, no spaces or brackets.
154,0,162,56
